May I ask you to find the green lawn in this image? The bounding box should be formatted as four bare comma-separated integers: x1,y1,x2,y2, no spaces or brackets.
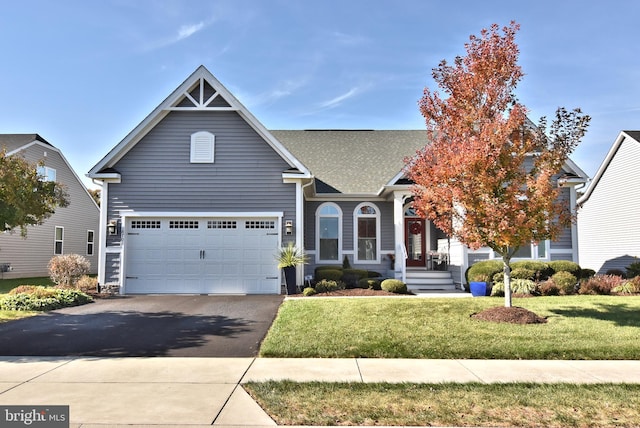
259,295,640,359
0,277,54,294
245,382,640,427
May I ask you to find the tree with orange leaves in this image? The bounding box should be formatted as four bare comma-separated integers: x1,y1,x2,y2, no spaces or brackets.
406,22,590,307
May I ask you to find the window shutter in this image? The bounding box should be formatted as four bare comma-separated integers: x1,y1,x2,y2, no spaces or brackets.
190,132,215,163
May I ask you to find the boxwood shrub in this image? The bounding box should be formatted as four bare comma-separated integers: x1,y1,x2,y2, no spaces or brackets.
358,278,382,290
381,279,408,294
315,269,343,282
548,260,581,278
467,260,503,284
550,271,578,295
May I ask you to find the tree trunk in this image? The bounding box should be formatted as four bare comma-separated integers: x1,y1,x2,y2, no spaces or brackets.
503,256,512,308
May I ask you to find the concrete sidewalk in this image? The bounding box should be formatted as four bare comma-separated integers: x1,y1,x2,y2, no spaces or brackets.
1,357,639,427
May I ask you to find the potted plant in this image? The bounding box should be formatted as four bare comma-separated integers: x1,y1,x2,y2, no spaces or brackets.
276,243,308,295
469,273,490,297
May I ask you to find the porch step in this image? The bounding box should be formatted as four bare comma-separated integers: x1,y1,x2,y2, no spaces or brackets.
406,270,456,292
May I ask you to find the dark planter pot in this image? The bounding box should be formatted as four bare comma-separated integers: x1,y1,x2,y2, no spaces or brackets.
470,281,487,297
283,266,297,295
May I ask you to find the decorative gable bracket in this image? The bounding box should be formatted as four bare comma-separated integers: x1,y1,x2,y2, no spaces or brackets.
167,77,234,111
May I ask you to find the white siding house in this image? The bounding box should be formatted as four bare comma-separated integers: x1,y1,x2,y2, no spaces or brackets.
577,131,640,273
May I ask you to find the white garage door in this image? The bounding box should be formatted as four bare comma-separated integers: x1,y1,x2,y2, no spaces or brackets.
124,217,280,294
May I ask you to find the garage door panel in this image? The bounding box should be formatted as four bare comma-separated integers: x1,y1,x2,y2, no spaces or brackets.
125,217,280,295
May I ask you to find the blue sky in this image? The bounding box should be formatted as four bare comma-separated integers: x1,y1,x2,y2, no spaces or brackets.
2,0,639,189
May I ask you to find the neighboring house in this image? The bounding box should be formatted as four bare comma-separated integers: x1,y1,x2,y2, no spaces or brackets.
577,131,640,273
87,66,587,295
0,134,100,279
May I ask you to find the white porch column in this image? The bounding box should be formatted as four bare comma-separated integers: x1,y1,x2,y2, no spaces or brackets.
393,191,407,282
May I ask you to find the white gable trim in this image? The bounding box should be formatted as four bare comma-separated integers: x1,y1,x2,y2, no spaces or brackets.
88,65,310,178
578,131,635,205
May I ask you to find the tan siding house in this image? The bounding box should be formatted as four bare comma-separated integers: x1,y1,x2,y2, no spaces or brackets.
577,131,640,273
0,135,100,278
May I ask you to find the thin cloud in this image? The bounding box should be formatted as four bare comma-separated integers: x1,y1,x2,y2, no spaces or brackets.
141,20,208,51
177,22,205,41
319,88,359,109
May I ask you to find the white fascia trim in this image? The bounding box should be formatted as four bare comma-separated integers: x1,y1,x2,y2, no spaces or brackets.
88,173,121,183
122,211,284,219
577,131,629,206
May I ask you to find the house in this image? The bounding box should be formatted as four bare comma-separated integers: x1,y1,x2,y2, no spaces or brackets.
88,66,587,294
0,134,100,279
577,131,640,273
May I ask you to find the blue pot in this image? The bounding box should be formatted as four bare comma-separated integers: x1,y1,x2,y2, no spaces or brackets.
470,281,487,297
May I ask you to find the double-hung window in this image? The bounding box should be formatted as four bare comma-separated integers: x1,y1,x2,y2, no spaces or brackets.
54,226,64,255
317,203,341,262
355,203,380,263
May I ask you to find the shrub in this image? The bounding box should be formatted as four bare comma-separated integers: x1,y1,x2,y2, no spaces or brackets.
548,260,581,278
73,275,98,293
342,269,369,288
605,269,627,279
367,271,382,278
315,269,343,282
612,277,640,295
511,267,536,280
551,271,578,295
539,280,561,296
302,287,317,296
467,260,503,284
490,282,504,297
491,279,537,297
625,262,640,279
580,268,596,279
9,285,55,297
342,255,351,269
315,265,342,272
358,278,381,290
48,254,91,286
0,288,92,311
381,279,408,294
511,260,553,281
314,279,344,293
579,275,624,295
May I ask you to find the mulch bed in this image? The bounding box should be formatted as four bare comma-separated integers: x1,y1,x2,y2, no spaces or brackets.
471,306,548,324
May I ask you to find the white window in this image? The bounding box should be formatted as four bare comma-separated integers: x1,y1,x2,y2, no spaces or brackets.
354,203,380,263
54,226,64,255
316,203,342,262
190,131,215,163
510,240,549,260
87,230,95,256
37,166,56,182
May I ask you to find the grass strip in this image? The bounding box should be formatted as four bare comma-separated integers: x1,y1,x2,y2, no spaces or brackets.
259,296,640,359
244,381,640,427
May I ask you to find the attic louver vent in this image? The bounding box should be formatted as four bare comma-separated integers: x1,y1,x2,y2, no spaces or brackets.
190,131,215,163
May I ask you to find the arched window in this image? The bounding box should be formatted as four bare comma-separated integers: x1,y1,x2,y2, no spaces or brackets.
354,203,380,263
316,203,341,262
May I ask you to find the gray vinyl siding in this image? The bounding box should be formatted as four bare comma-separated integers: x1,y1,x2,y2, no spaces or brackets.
109,110,294,210
578,135,640,273
303,200,394,277
0,144,100,278
549,186,573,250
105,110,296,245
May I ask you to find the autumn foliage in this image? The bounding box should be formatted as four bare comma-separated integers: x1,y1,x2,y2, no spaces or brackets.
406,22,590,306
0,148,69,237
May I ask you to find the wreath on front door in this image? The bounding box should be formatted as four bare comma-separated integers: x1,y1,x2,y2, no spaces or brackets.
409,222,422,235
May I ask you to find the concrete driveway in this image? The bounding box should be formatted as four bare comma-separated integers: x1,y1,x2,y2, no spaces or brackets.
0,295,284,357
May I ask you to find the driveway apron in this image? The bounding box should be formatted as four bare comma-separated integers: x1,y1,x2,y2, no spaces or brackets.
0,295,283,357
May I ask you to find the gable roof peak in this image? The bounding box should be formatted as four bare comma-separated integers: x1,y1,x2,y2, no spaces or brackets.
88,66,310,177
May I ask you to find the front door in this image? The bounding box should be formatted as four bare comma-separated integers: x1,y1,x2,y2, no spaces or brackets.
405,218,426,267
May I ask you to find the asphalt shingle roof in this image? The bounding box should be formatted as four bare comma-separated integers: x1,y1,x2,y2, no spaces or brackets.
271,130,428,194
0,134,52,152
